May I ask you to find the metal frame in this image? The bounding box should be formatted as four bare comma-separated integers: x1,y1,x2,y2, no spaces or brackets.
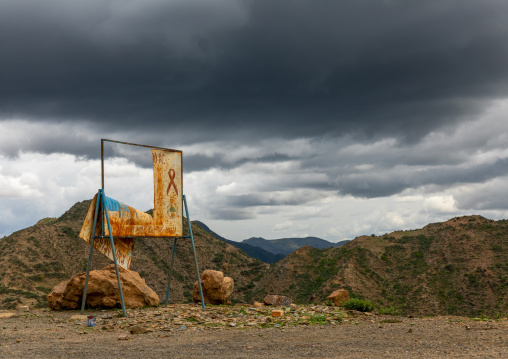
100,138,180,190
80,139,205,317
165,195,205,307
81,189,127,316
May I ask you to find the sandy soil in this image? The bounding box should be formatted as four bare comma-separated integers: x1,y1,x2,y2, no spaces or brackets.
0,305,506,358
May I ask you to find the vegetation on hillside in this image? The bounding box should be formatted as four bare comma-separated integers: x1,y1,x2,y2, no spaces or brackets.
0,201,506,317
0,200,267,309
251,215,508,316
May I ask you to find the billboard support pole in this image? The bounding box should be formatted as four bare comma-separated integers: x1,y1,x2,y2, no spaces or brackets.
165,237,178,306
103,191,127,317
81,190,101,314
185,195,206,309
81,189,127,317
165,195,205,309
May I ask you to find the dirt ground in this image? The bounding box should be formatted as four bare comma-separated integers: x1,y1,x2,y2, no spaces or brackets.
0,304,506,358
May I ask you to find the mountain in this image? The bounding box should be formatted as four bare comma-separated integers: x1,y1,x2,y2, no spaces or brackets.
194,221,285,263
248,215,508,316
1,200,507,316
0,200,268,309
242,236,349,256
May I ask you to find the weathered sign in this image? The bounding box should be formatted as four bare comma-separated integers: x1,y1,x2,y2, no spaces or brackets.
79,149,183,269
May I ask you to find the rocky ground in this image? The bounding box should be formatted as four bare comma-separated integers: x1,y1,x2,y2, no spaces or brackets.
0,304,507,358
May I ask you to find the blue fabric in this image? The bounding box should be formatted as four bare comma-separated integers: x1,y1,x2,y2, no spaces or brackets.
103,196,129,217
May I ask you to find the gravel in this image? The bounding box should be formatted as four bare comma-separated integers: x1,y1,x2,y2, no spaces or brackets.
0,305,506,358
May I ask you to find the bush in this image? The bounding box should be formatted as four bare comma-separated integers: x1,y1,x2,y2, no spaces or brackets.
378,306,402,315
309,314,327,324
28,274,43,282
343,298,374,312
36,286,52,294
324,299,334,306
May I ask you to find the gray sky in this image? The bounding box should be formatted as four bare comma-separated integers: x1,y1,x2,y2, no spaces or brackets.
1,0,508,241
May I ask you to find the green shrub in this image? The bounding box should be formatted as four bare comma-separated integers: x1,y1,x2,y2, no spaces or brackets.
28,274,43,282
378,306,402,315
36,286,52,294
212,253,224,264
44,272,68,279
27,236,41,247
343,298,374,312
309,314,327,324
324,299,334,306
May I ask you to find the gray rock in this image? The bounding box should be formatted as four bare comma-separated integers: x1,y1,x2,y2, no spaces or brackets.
263,295,292,306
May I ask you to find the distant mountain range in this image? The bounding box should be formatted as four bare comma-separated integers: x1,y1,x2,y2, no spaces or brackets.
195,221,348,263
242,237,350,256
194,221,285,263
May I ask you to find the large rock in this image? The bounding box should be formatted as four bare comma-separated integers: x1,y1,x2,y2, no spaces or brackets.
47,264,159,310
263,295,292,306
192,270,234,305
327,289,350,306
0,313,16,319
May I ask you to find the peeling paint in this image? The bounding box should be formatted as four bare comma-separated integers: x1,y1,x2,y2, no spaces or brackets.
79,149,183,269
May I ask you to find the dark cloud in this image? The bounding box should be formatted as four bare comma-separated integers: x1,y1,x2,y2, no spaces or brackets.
2,0,508,152
455,177,508,210
334,158,508,198
2,0,508,225
183,153,294,172
209,207,256,220
226,191,322,207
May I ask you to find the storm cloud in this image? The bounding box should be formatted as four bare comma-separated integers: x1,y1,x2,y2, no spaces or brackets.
1,0,508,240
1,1,508,144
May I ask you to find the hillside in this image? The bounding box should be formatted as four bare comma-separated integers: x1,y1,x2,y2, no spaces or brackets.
243,236,349,256
0,200,268,309
250,215,508,316
1,200,507,316
194,221,285,263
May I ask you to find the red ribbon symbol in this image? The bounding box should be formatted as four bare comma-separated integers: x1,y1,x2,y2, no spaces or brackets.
167,169,178,196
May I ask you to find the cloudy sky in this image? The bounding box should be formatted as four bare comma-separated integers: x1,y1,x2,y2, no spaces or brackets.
1,0,508,242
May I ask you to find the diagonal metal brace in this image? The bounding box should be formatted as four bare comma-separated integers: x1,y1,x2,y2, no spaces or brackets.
165,195,206,309
81,189,127,317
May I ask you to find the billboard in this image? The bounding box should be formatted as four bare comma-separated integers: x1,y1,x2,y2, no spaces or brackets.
79,149,183,269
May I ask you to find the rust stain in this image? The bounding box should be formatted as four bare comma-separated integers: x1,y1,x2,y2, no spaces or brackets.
79,149,183,270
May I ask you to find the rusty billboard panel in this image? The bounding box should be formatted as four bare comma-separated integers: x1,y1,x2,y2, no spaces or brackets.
79,149,183,270
152,149,183,236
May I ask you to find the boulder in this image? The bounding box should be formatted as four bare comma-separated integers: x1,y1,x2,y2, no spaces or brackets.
47,264,159,310
327,289,350,306
263,295,292,306
192,270,234,305
0,313,16,319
